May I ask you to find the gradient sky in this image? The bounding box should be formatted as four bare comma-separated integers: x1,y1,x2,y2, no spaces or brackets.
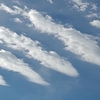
0,0,100,100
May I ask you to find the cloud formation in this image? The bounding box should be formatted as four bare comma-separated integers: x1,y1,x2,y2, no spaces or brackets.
71,0,89,11
12,0,21,5
0,49,49,85
91,3,97,10
90,20,100,28
13,18,22,23
24,9,100,66
85,13,99,18
47,0,53,4
0,26,79,77
0,75,8,86
0,3,100,67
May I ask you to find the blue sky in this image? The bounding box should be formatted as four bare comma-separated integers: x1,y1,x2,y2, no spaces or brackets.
0,0,100,100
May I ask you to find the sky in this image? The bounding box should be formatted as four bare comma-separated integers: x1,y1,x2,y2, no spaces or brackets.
0,0,100,100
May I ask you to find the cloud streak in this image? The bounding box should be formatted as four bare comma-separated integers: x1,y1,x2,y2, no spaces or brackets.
47,0,53,4
0,49,49,85
0,75,8,86
13,18,22,23
25,8,100,67
85,13,98,18
0,3,19,14
0,26,79,77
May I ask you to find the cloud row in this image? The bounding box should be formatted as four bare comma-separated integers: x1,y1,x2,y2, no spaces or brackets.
70,0,97,12
27,10,100,66
69,0,100,28
71,0,89,11
0,3,100,66
0,49,49,86
0,3,100,85
0,26,79,77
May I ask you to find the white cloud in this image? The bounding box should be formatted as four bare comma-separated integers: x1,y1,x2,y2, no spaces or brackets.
47,0,53,4
90,20,100,28
23,8,100,66
0,3,16,14
12,0,21,5
0,3,23,15
71,0,89,11
0,49,49,85
0,4,100,67
0,26,79,77
91,3,97,10
0,3,100,66
13,18,22,23
85,13,98,18
0,75,8,86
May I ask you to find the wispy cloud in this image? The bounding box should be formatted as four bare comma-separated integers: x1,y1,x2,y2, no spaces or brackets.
0,26,79,77
70,0,98,12
91,3,97,11
71,0,89,11
69,0,100,30
85,3,99,19
13,18,22,23
0,3,22,15
69,0,99,21
85,13,99,18
47,0,53,4
12,0,21,5
0,49,49,85
0,75,8,86
24,9,100,66
0,3,17,14
90,20,100,28
0,3,100,67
